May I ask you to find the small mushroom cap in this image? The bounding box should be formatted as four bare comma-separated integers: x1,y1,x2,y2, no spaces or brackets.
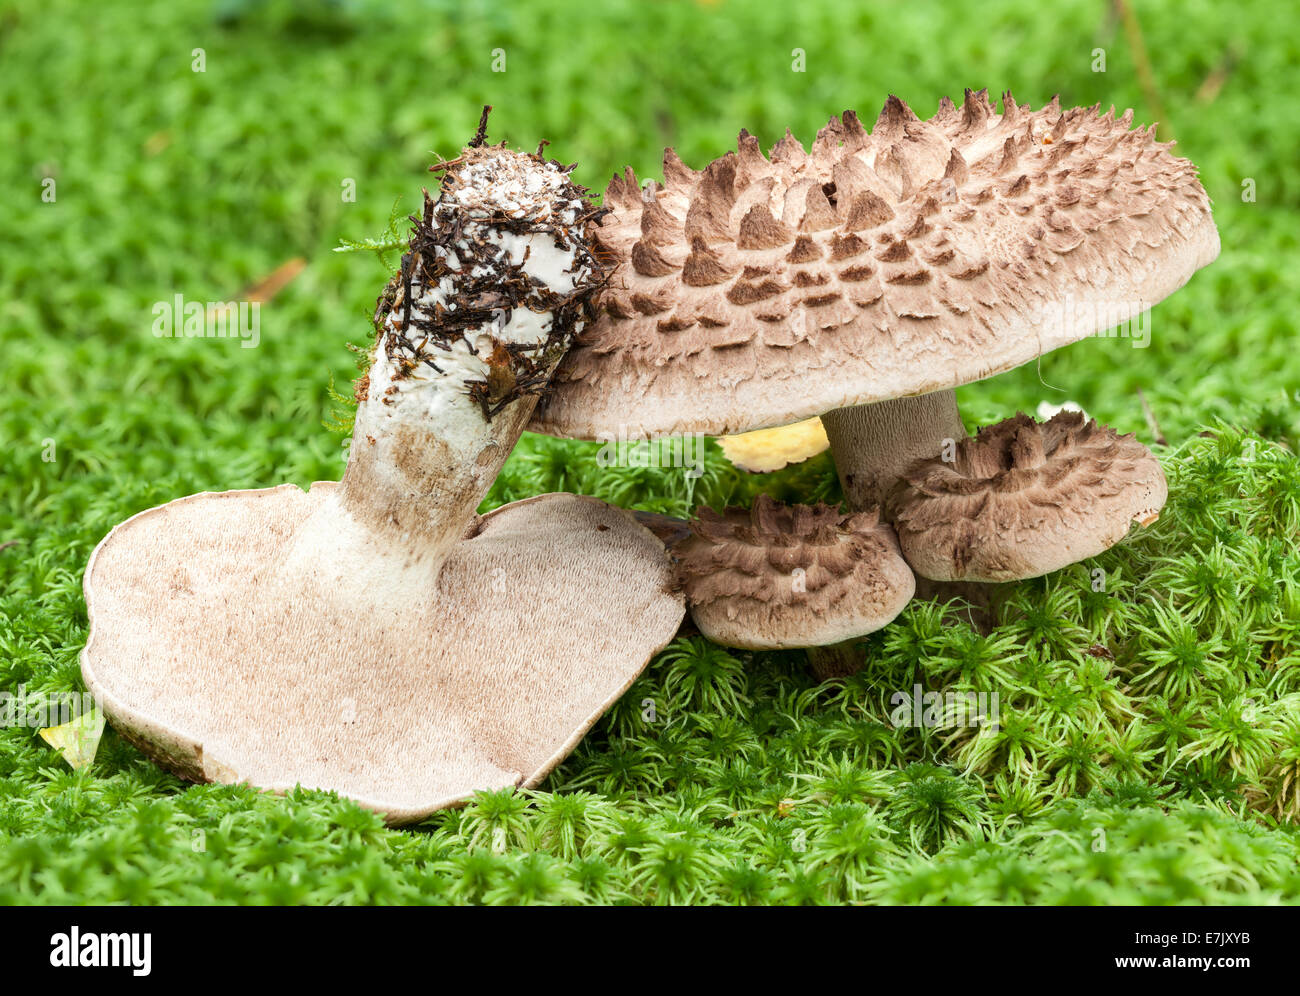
889,411,1167,582
675,495,915,649
718,417,830,472
530,92,1219,440
80,486,683,825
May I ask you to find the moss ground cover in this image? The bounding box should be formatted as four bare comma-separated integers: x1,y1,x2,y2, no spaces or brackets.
1,0,1298,904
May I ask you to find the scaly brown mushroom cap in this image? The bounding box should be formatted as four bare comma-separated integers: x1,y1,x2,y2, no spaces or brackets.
675,495,915,649
529,91,1220,440
888,411,1167,582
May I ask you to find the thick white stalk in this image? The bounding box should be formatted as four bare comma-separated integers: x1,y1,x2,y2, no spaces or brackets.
287,145,601,595
821,390,967,511
342,229,584,565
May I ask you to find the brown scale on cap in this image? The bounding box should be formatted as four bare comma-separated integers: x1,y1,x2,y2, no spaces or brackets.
888,410,1168,582
529,91,1219,440
674,495,915,650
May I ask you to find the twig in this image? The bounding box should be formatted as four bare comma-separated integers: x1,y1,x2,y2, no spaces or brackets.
1113,0,1172,141
471,105,492,148
207,258,306,321
1137,387,1167,446
241,258,306,303
1195,44,1242,104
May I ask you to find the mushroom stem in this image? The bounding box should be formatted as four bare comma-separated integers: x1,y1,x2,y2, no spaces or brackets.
821,389,967,511
806,643,866,681
285,141,606,594
338,370,539,569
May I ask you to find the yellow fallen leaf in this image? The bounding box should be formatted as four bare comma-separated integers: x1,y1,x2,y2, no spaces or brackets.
39,708,106,770
718,417,830,473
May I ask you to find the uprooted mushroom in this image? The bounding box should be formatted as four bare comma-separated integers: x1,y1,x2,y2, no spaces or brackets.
81,125,685,824
530,91,1218,654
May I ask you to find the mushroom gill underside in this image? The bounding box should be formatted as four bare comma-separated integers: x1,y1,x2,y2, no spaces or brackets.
80,488,683,826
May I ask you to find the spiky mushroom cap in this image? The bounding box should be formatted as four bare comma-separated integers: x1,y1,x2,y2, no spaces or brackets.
529,91,1220,440
675,495,916,649
888,411,1167,582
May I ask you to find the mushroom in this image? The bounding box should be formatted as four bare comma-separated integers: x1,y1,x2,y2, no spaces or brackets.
528,91,1218,578
889,410,1167,581
717,417,830,473
80,130,685,824
674,495,915,669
